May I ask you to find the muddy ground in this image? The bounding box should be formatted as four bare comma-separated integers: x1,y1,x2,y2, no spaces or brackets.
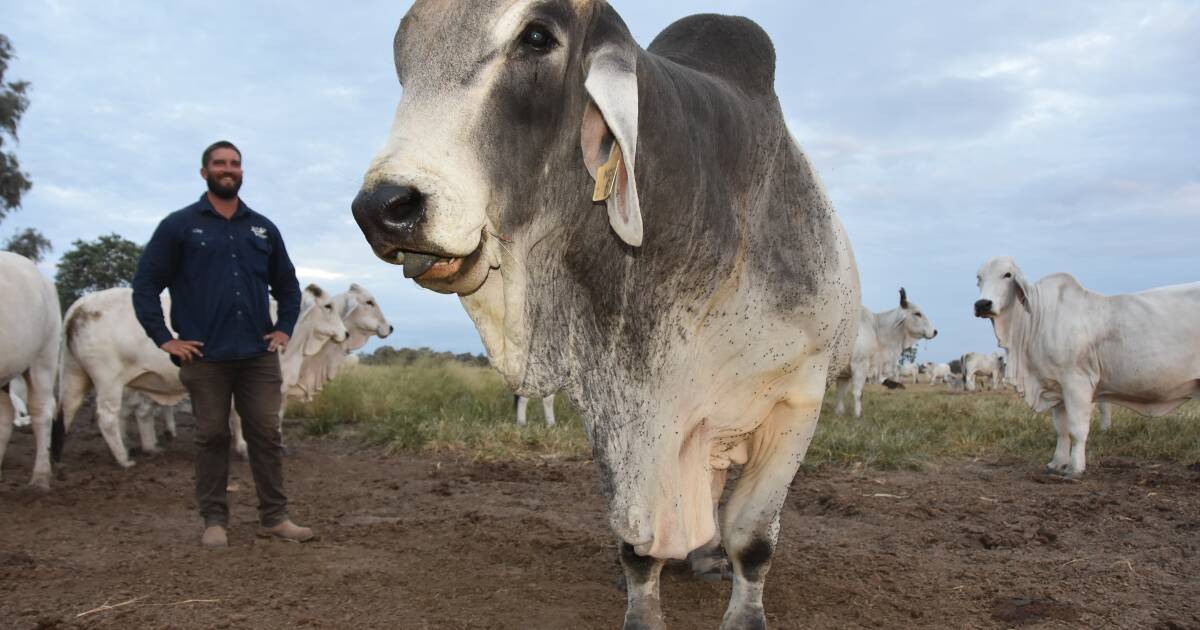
2,414,1198,630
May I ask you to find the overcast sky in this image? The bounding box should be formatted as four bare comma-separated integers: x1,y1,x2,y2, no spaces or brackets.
2,1,1197,363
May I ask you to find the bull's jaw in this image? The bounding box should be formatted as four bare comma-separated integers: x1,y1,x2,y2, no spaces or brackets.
406,233,499,296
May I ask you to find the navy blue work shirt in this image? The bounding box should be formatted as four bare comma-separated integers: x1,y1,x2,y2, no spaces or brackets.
132,193,302,362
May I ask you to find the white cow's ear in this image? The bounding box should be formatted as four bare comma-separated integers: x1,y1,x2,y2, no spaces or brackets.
1012,269,1033,313
341,296,359,318
581,44,642,247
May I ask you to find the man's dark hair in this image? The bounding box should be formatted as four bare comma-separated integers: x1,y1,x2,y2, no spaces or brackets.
201,140,242,168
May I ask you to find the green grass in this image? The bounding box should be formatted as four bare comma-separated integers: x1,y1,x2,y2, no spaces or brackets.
287,359,590,460
289,364,1200,469
813,385,1200,469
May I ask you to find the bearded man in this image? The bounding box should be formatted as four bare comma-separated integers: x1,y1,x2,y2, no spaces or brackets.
132,140,314,548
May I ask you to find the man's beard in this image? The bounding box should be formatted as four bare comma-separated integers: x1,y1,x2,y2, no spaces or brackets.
206,173,242,200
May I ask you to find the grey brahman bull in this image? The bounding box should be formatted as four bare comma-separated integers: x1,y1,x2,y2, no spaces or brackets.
351,3,859,628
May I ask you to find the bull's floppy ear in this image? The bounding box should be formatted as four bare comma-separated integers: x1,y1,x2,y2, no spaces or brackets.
581,44,642,247
341,296,359,318
1012,269,1033,313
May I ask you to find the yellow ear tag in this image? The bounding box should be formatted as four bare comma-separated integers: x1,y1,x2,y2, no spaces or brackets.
592,141,622,202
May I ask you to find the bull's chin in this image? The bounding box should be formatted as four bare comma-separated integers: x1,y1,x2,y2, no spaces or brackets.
410,240,494,296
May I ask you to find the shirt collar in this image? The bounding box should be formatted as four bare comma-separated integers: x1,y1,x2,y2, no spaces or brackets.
194,193,252,220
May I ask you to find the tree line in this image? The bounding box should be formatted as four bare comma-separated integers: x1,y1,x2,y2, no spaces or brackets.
360,346,490,368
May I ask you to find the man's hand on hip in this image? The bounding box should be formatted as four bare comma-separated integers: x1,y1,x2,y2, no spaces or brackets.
161,339,204,364
264,331,290,353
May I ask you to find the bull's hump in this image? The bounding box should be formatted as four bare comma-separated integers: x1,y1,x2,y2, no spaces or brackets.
647,14,776,96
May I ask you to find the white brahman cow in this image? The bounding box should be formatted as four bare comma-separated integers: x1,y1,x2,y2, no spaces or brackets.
835,288,938,417
294,284,392,401
897,363,919,384
922,362,952,385
975,256,1200,476
0,252,62,489
55,285,346,466
961,351,1005,392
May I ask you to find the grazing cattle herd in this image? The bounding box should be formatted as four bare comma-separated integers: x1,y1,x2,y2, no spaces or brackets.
0,3,1197,630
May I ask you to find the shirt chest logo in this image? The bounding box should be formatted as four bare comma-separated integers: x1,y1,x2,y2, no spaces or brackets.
250,226,268,239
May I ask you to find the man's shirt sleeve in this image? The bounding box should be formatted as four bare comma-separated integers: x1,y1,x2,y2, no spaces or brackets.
131,217,180,347
269,225,302,337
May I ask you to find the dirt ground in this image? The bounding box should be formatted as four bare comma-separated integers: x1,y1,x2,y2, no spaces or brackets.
2,414,1199,630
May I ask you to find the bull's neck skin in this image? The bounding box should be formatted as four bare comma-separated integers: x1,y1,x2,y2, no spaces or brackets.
872,308,917,359
989,285,1040,390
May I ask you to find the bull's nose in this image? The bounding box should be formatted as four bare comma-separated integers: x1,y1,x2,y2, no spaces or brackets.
974,299,993,317
352,184,426,247
931,329,938,338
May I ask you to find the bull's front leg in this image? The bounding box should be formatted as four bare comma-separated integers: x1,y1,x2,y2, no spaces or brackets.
833,378,848,416
1046,404,1072,473
1095,402,1112,432
229,405,249,459
1063,387,1093,476
0,389,14,483
720,388,824,630
619,541,666,630
851,369,867,418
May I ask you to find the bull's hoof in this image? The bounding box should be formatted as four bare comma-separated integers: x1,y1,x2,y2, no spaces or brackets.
1042,465,1081,481
720,606,767,630
118,459,137,470
622,605,666,630
162,431,176,442
688,549,731,582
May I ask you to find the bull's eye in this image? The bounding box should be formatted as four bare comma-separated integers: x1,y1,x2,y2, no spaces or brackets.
325,304,334,311
1003,272,1013,279
366,300,375,306
519,24,557,52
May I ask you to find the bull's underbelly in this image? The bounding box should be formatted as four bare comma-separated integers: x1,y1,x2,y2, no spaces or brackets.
127,370,186,401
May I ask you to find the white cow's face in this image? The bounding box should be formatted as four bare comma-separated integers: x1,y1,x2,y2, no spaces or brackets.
304,287,350,353
901,304,937,341
975,256,1029,319
344,285,394,339
897,289,937,341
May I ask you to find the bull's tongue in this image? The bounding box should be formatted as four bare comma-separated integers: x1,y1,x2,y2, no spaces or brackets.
402,253,439,279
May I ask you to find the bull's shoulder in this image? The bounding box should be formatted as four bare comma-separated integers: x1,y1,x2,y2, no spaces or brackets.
647,14,775,97
1037,272,1085,293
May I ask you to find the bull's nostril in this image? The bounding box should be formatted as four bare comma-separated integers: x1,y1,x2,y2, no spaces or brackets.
352,184,426,234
